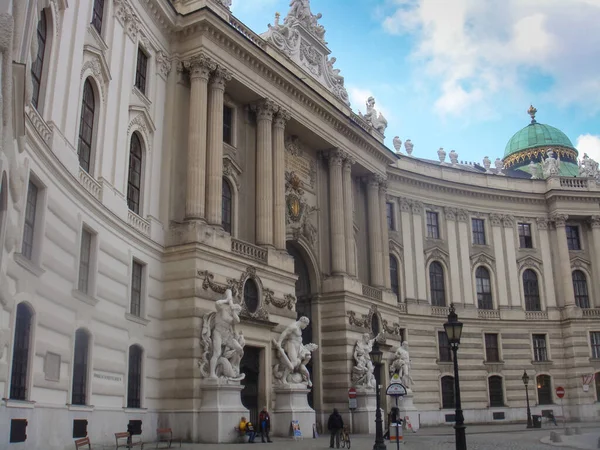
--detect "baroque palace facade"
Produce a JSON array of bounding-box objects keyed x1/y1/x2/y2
[{"x1": 0, "y1": 0, "x2": 599, "y2": 448}]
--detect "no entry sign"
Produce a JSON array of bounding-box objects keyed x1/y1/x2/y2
[
  {"x1": 348, "y1": 388, "x2": 357, "y2": 399},
  {"x1": 556, "y1": 386, "x2": 565, "y2": 398},
  {"x1": 348, "y1": 388, "x2": 357, "y2": 410}
]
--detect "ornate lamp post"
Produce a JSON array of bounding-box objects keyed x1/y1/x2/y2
[
  {"x1": 522, "y1": 370, "x2": 533, "y2": 428},
  {"x1": 444, "y1": 304, "x2": 466, "y2": 450},
  {"x1": 370, "y1": 340, "x2": 386, "y2": 450}
]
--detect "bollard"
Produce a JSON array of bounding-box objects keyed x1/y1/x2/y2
[
  {"x1": 565, "y1": 427, "x2": 574, "y2": 436},
  {"x1": 550, "y1": 431, "x2": 562, "y2": 443}
]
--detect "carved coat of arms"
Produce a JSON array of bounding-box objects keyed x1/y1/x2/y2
[{"x1": 286, "y1": 172, "x2": 318, "y2": 246}]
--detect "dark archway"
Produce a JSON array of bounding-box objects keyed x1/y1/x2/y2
[{"x1": 240, "y1": 346, "x2": 261, "y2": 426}]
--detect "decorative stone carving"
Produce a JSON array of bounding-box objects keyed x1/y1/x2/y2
[
  {"x1": 393, "y1": 137, "x2": 402, "y2": 154},
  {"x1": 517, "y1": 255, "x2": 543, "y2": 272},
  {"x1": 578, "y1": 153, "x2": 600, "y2": 179},
  {"x1": 156, "y1": 51, "x2": 172, "y2": 78},
  {"x1": 382, "y1": 319, "x2": 402, "y2": 336},
  {"x1": 529, "y1": 161, "x2": 540, "y2": 179},
  {"x1": 541, "y1": 149, "x2": 560, "y2": 178},
  {"x1": 358, "y1": 97, "x2": 387, "y2": 135},
  {"x1": 404, "y1": 140, "x2": 414, "y2": 156},
  {"x1": 198, "y1": 289, "x2": 246, "y2": 382},
  {"x1": 272, "y1": 317, "x2": 318, "y2": 387},
  {"x1": 389, "y1": 240, "x2": 404, "y2": 262},
  {"x1": 411, "y1": 201, "x2": 423, "y2": 215},
  {"x1": 456, "y1": 209, "x2": 468, "y2": 222},
  {"x1": 219, "y1": 0, "x2": 232, "y2": 8},
  {"x1": 348, "y1": 310, "x2": 369, "y2": 329},
  {"x1": 570, "y1": 256, "x2": 591, "y2": 270},
  {"x1": 449, "y1": 150, "x2": 458, "y2": 165},
  {"x1": 264, "y1": 290, "x2": 297, "y2": 310},
  {"x1": 483, "y1": 156, "x2": 491, "y2": 173},
  {"x1": 389, "y1": 341, "x2": 413, "y2": 388},
  {"x1": 444, "y1": 207, "x2": 456, "y2": 221},
  {"x1": 438, "y1": 148, "x2": 446, "y2": 163},
  {"x1": 183, "y1": 52, "x2": 216, "y2": 80},
  {"x1": 550, "y1": 213, "x2": 568, "y2": 228},
  {"x1": 488, "y1": 214, "x2": 501, "y2": 227},
  {"x1": 536, "y1": 217, "x2": 549, "y2": 230},
  {"x1": 589, "y1": 216, "x2": 600, "y2": 229},
  {"x1": 286, "y1": 171, "x2": 318, "y2": 247},
  {"x1": 471, "y1": 252, "x2": 495, "y2": 271},
  {"x1": 251, "y1": 99, "x2": 279, "y2": 121},
  {"x1": 502, "y1": 215, "x2": 514, "y2": 227},
  {"x1": 284, "y1": 136, "x2": 316, "y2": 188},
  {"x1": 398, "y1": 197, "x2": 411, "y2": 212},
  {"x1": 351, "y1": 333, "x2": 381, "y2": 388}
]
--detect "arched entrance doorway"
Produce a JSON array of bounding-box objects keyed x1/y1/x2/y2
[
  {"x1": 241, "y1": 346, "x2": 261, "y2": 425},
  {"x1": 286, "y1": 242, "x2": 314, "y2": 408}
]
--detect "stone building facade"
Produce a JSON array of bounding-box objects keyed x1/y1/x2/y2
[{"x1": 0, "y1": 0, "x2": 599, "y2": 448}]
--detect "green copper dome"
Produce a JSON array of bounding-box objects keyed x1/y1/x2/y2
[{"x1": 504, "y1": 122, "x2": 575, "y2": 158}]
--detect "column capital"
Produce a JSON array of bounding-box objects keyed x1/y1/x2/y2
[
  {"x1": 456, "y1": 209, "x2": 469, "y2": 222},
  {"x1": 550, "y1": 213, "x2": 568, "y2": 227},
  {"x1": 378, "y1": 180, "x2": 388, "y2": 194},
  {"x1": 343, "y1": 155, "x2": 356, "y2": 170},
  {"x1": 489, "y1": 214, "x2": 502, "y2": 227},
  {"x1": 184, "y1": 52, "x2": 216, "y2": 80},
  {"x1": 322, "y1": 149, "x2": 346, "y2": 166},
  {"x1": 502, "y1": 214, "x2": 514, "y2": 228},
  {"x1": 385, "y1": 194, "x2": 395, "y2": 203},
  {"x1": 251, "y1": 99, "x2": 278, "y2": 121},
  {"x1": 536, "y1": 217, "x2": 549, "y2": 230},
  {"x1": 444, "y1": 207, "x2": 456, "y2": 221},
  {"x1": 209, "y1": 66, "x2": 232, "y2": 90},
  {"x1": 590, "y1": 215, "x2": 600, "y2": 229},
  {"x1": 411, "y1": 200, "x2": 423, "y2": 215},
  {"x1": 273, "y1": 109, "x2": 291, "y2": 129}
]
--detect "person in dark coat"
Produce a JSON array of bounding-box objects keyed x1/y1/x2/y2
[
  {"x1": 259, "y1": 406, "x2": 272, "y2": 443},
  {"x1": 327, "y1": 408, "x2": 344, "y2": 448}
]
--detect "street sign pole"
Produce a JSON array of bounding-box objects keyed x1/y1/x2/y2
[
  {"x1": 386, "y1": 381, "x2": 407, "y2": 447},
  {"x1": 555, "y1": 386, "x2": 566, "y2": 430}
]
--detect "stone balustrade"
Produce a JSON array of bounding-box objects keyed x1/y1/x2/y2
[
  {"x1": 478, "y1": 309, "x2": 501, "y2": 319},
  {"x1": 78, "y1": 168, "x2": 101, "y2": 200},
  {"x1": 231, "y1": 238, "x2": 268, "y2": 263},
  {"x1": 525, "y1": 310, "x2": 549, "y2": 320},
  {"x1": 361, "y1": 284, "x2": 382, "y2": 301},
  {"x1": 431, "y1": 306, "x2": 449, "y2": 317},
  {"x1": 559, "y1": 177, "x2": 588, "y2": 189},
  {"x1": 127, "y1": 210, "x2": 150, "y2": 236},
  {"x1": 582, "y1": 308, "x2": 600, "y2": 318}
]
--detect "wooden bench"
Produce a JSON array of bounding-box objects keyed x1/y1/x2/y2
[
  {"x1": 156, "y1": 428, "x2": 181, "y2": 448},
  {"x1": 74, "y1": 437, "x2": 91, "y2": 450},
  {"x1": 115, "y1": 432, "x2": 144, "y2": 449}
]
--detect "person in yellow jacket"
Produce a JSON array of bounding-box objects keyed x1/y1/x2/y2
[{"x1": 239, "y1": 416, "x2": 256, "y2": 443}]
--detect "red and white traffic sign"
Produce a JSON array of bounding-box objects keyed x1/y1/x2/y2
[
  {"x1": 556, "y1": 386, "x2": 565, "y2": 398},
  {"x1": 348, "y1": 387, "x2": 357, "y2": 399}
]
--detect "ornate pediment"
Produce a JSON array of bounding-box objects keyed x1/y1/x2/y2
[
  {"x1": 470, "y1": 252, "x2": 495, "y2": 270},
  {"x1": 424, "y1": 246, "x2": 449, "y2": 265},
  {"x1": 389, "y1": 239, "x2": 404, "y2": 262},
  {"x1": 570, "y1": 256, "x2": 591, "y2": 271},
  {"x1": 81, "y1": 45, "x2": 112, "y2": 103},
  {"x1": 261, "y1": 1, "x2": 350, "y2": 106},
  {"x1": 517, "y1": 255, "x2": 543, "y2": 272}
]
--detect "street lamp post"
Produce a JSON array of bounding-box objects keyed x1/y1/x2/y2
[
  {"x1": 522, "y1": 370, "x2": 533, "y2": 428},
  {"x1": 444, "y1": 303, "x2": 466, "y2": 450},
  {"x1": 370, "y1": 340, "x2": 386, "y2": 450}
]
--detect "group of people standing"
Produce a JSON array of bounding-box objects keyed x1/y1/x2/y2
[{"x1": 239, "y1": 407, "x2": 273, "y2": 444}]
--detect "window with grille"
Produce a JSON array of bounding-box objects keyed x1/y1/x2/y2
[
  {"x1": 135, "y1": 48, "x2": 148, "y2": 95},
  {"x1": 441, "y1": 376, "x2": 455, "y2": 409},
  {"x1": 426, "y1": 211, "x2": 440, "y2": 239},
  {"x1": 127, "y1": 133, "x2": 143, "y2": 215},
  {"x1": 590, "y1": 332, "x2": 600, "y2": 359},
  {"x1": 536, "y1": 375, "x2": 552, "y2": 405},
  {"x1": 130, "y1": 261, "x2": 143, "y2": 317},
  {"x1": 31, "y1": 11, "x2": 47, "y2": 109},
  {"x1": 476, "y1": 266, "x2": 493, "y2": 310},
  {"x1": 572, "y1": 270, "x2": 590, "y2": 308},
  {"x1": 223, "y1": 105, "x2": 233, "y2": 145},
  {"x1": 523, "y1": 269, "x2": 541, "y2": 311},
  {"x1": 71, "y1": 329, "x2": 89, "y2": 405},
  {"x1": 429, "y1": 262, "x2": 446, "y2": 306},
  {"x1": 77, "y1": 79, "x2": 95, "y2": 173},
  {"x1": 222, "y1": 178, "x2": 232, "y2": 233},
  {"x1": 532, "y1": 334, "x2": 548, "y2": 362},
  {"x1": 390, "y1": 255, "x2": 399, "y2": 299},
  {"x1": 566, "y1": 225, "x2": 581, "y2": 250},
  {"x1": 485, "y1": 333, "x2": 500, "y2": 362},
  {"x1": 78, "y1": 229, "x2": 93, "y2": 294},
  {"x1": 127, "y1": 345, "x2": 143, "y2": 408},
  {"x1": 472, "y1": 218, "x2": 486, "y2": 245},
  {"x1": 387, "y1": 203, "x2": 395, "y2": 230},
  {"x1": 21, "y1": 181, "x2": 39, "y2": 260},
  {"x1": 438, "y1": 331, "x2": 452, "y2": 362},
  {"x1": 10, "y1": 304, "x2": 33, "y2": 400},
  {"x1": 244, "y1": 279, "x2": 259, "y2": 313},
  {"x1": 91, "y1": 0, "x2": 105, "y2": 34},
  {"x1": 518, "y1": 223, "x2": 533, "y2": 248},
  {"x1": 488, "y1": 376, "x2": 504, "y2": 407}
]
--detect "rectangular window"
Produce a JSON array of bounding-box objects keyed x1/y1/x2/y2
[
  {"x1": 91, "y1": 0, "x2": 105, "y2": 34},
  {"x1": 518, "y1": 223, "x2": 533, "y2": 248},
  {"x1": 472, "y1": 218, "x2": 486, "y2": 245},
  {"x1": 532, "y1": 334, "x2": 548, "y2": 362},
  {"x1": 130, "y1": 261, "x2": 143, "y2": 317},
  {"x1": 438, "y1": 331, "x2": 452, "y2": 362},
  {"x1": 426, "y1": 211, "x2": 440, "y2": 239},
  {"x1": 566, "y1": 225, "x2": 581, "y2": 250},
  {"x1": 22, "y1": 181, "x2": 39, "y2": 260},
  {"x1": 386, "y1": 202, "x2": 395, "y2": 230},
  {"x1": 485, "y1": 333, "x2": 500, "y2": 362},
  {"x1": 134, "y1": 48, "x2": 148, "y2": 95},
  {"x1": 591, "y1": 332, "x2": 600, "y2": 359},
  {"x1": 78, "y1": 229, "x2": 93, "y2": 294},
  {"x1": 223, "y1": 105, "x2": 233, "y2": 145}
]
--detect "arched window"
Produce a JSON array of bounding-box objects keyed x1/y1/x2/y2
[
  {"x1": 429, "y1": 262, "x2": 446, "y2": 307},
  {"x1": 371, "y1": 313, "x2": 380, "y2": 336},
  {"x1": 390, "y1": 255, "x2": 399, "y2": 300},
  {"x1": 91, "y1": 0, "x2": 105, "y2": 34},
  {"x1": 536, "y1": 374, "x2": 552, "y2": 405},
  {"x1": 72, "y1": 329, "x2": 90, "y2": 405},
  {"x1": 77, "y1": 79, "x2": 96, "y2": 173},
  {"x1": 441, "y1": 376, "x2": 455, "y2": 409},
  {"x1": 222, "y1": 178, "x2": 232, "y2": 233},
  {"x1": 127, "y1": 133, "x2": 143, "y2": 214},
  {"x1": 31, "y1": 10, "x2": 47, "y2": 109},
  {"x1": 10, "y1": 304, "x2": 33, "y2": 400},
  {"x1": 476, "y1": 266, "x2": 493, "y2": 310},
  {"x1": 243, "y1": 279, "x2": 259, "y2": 313},
  {"x1": 572, "y1": 270, "x2": 590, "y2": 309},
  {"x1": 488, "y1": 376, "x2": 504, "y2": 407},
  {"x1": 523, "y1": 269, "x2": 541, "y2": 311},
  {"x1": 127, "y1": 345, "x2": 143, "y2": 408}
]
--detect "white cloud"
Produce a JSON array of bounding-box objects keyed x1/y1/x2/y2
[
  {"x1": 576, "y1": 134, "x2": 600, "y2": 161},
  {"x1": 382, "y1": 0, "x2": 600, "y2": 118}
]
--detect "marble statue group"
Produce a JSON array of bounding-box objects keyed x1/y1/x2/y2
[{"x1": 273, "y1": 316, "x2": 319, "y2": 387}]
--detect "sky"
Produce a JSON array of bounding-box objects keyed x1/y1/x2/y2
[{"x1": 231, "y1": 0, "x2": 600, "y2": 165}]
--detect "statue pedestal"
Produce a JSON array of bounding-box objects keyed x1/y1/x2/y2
[
  {"x1": 352, "y1": 388, "x2": 376, "y2": 434},
  {"x1": 197, "y1": 379, "x2": 249, "y2": 443},
  {"x1": 273, "y1": 385, "x2": 315, "y2": 437},
  {"x1": 399, "y1": 390, "x2": 419, "y2": 432}
]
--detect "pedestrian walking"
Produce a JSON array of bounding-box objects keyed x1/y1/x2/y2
[
  {"x1": 259, "y1": 406, "x2": 273, "y2": 443},
  {"x1": 327, "y1": 408, "x2": 344, "y2": 448}
]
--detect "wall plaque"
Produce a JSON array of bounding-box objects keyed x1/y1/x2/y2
[{"x1": 93, "y1": 371, "x2": 123, "y2": 384}]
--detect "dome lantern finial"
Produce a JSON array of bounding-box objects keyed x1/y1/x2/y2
[{"x1": 527, "y1": 105, "x2": 537, "y2": 124}]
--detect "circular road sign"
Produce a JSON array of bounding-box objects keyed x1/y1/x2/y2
[
  {"x1": 556, "y1": 386, "x2": 565, "y2": 398},
  {"x1": 348, "y1": 387, "x2": 357, "y2": 399}
]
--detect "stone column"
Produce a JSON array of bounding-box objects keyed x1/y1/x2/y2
[
  {"x1": 552, "y1": 214, "x2": 576, "y2": 307},
  {"x1": 412, "y1": 201, "x2": 427, "y2": 300},
  {"x1": 272, "y1": 109, "x2": 290, "y2": 250},
  {"x1": 327, "y1": 150, "x2": 347, "y2": 275},
  {"x1": 536, "y1": 218, "x2": 557, "y2": 308},
  {"x1": 252, "y1": 100, "x2": 278, "y2": 247},
  {"x1": 445, "y1": 208, "x2": 462, "y2": 307},
  {"x1": 456, "y1": 209, "x2": 474, "y2": 306},
  {"x1": 367, "y1": 175, "x2": 384, "y2": 287},
  {"x1": 343, "y1": 157, "x2": 357, "y2": 277},
  {"x1": 490, "y1": 214, "x2": 509, "y2": 309},
  {"x1": 399, "y1": 198, "x2": 416, "y2": 300},
  {"x1": 379, "y1": 181, "x2": 391, "y2": 289},
  {"x1": 206, "y1": 66, "x2": 232, "y2": 226},
  {"x1": 184, "y1": 54, "x2": 215, "y2": 220},
  {"x1": 589, "y1": 216, "x2": 600, "y2": 307},
  {"x1": 502, "y1": 215, "x2": 520, "y2": 308}
]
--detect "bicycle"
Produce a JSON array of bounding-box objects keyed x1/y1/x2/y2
[{"x1": 340, "y1": 426, "x2": 351, "y2": 449}]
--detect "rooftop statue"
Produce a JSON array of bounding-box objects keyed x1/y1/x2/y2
[
  {"x1": 285, "y1": 0, "x2": 326, "y2": 43},
  {"x1": 541, "y1": 149, "x2": 560, "y2": 178},
  {"x1": 273, "y1": 317, "x2": 318, "y2": 387},
  {"x1": 578, "y1": 153, "x2": 600, "y2": 179},
  {"x1": 359, "y1": 96, "x2": 388, "y2": 135}
]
